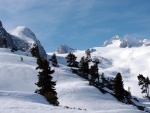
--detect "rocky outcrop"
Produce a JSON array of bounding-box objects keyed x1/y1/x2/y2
[
  {"x1": 57, "y1": 45, "x2": 75, "y2": 54},
  {"x1": 121, "y1": 35, "x2": 142, "y2": 48}
]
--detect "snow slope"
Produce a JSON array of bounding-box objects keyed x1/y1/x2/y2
[
  {"x1": 53, "y1": 64, "x2": 142, "y2": 112},
  {"x1": 0, "y1": 48, "x2": 145, "y2": 113},
  {"x1": 49, "y1": 38, "x2": 150, "y2": 112},
  {"x1": 0, "y1": 91, "x2": 92, "y2": 113},
  {"x1": 55, "y1": 38, "x2": 150, "y2": 99}
]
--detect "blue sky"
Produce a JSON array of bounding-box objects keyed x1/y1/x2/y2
[{"x1": 1, "y1": 0, "x2": 150, "y2": 52}]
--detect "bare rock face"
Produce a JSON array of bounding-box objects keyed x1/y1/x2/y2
[
  {"x1": 121, "y1": 35, "x2": 142, "y2": 48},
  {"x1": 119, "y1": 40, "x2": 128, "y2": 48},
  {"x1": 0, "y1": 21, "x2": 14, "y2": 48}
]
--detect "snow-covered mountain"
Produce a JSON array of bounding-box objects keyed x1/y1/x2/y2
[
  {"x1": 57, "y1": 44, "x2": 76, "y2": 54},
  {"x1": 0, "y1": 23, "x2": 149, "y2": 112},
  {"x1": 9, "y1": 26, "x2": 47, "y2": 58},
  {"x1": 104, "y1": 35, "x2": 150, "y2": 48},
  {"x1": 0, "y1": 21, "x2": 47, "y2": 58}
]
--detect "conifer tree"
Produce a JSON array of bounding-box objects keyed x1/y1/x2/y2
[
  {"x1": 89, "y1": 59, "x2": 100, "y2": 85},
  {"x1": 50, "y1": 53, "x2": 59, "y2": 67},
  {"x1": 66, "y1": 53, "x2": 78, "y2": 67},
  {"x1": 89, "y1": 64, "x2": 97, "y2": 85},
  {"x1": 114, "y1": 73, "x2": 124, "y2": 100},
  {"x1": 35, "y1": 57, "x2": 59, "y2": 106},
  {"x1": 30, "y1": 44, "x2": 40, "y2": 58},
  {"x1": 137, "y1": 74, "x2": 150, "y2": 97},
  {"x1": 79, "y1": 56, "x2": 89, "y2": 79}
]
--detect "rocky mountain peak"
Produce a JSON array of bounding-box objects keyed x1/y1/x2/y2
[
  {"x1": 103, "y1": 35, "x2": 121, "y2": 47},
  {"x1": 57, "y1": 44, "x2": 75, "y2": 54},
  {"x1": 0, "y1": 21, "x2": 47, "y2": 58},
  {"x1": 10, "y1": 26, "x2": 47, "y2": 58}
]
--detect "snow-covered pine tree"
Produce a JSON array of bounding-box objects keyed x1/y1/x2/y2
[{"x1": 35, "y1": 57, "x2": 59, "y2": 106}]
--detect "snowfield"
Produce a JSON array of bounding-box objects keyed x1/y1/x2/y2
[
  {"x1": 49, "y1": 38, "x2": 150, "y2": 112},
  {"x1": 0, "y1": 39, "x2": 149, "y2": 113}
]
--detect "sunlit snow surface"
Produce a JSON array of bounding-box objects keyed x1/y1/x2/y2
[
  {"x1": 0, "y1": 46, "x2": 148, "y2": 113},
  {"x1": 50, "y1": 39, "x2": 150, "y2": 111}
]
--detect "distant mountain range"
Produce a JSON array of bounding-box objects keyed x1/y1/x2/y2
[
  {"x1": 104, "y1": 35, "x2": 150, "y2": 48},
  {"x1": 2, "y1": 20, "x2": 150, "y2": 57},
  {"x1": 56, "y1": 35, "x2": 150, "y2": 54}
]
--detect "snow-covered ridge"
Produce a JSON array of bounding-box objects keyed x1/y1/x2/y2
[
  {"x1": 10, "y1": 26, "x2": 36, "y2": 43},
  {"x1": 9, "y1": 26, "x2": 47, "y2": 58},
  {"x1": 103, "y1": 35, "x2": 150, "y2": 48}
]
